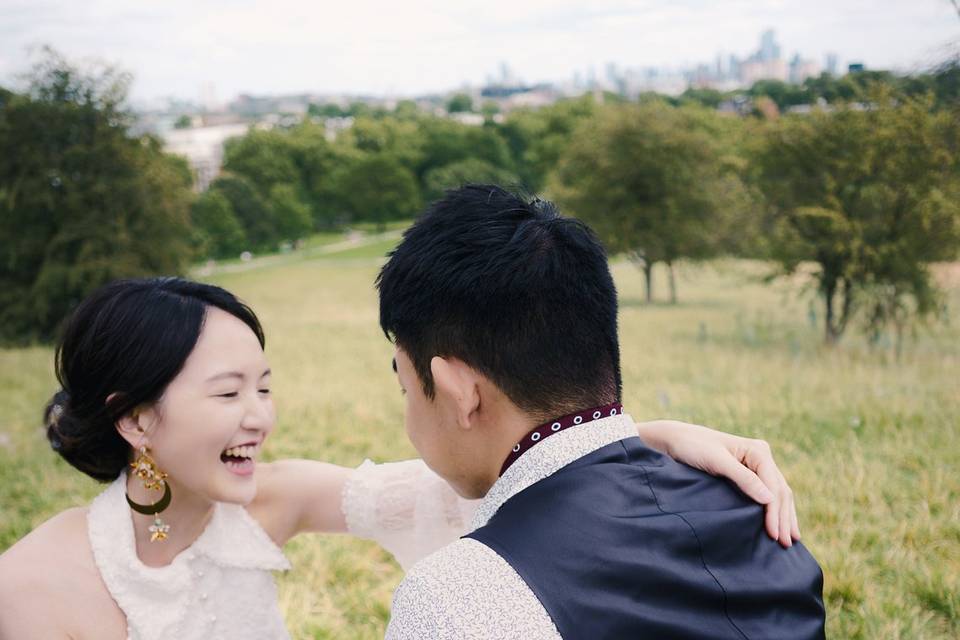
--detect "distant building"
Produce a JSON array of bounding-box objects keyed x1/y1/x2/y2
[
  {"x1": 740, "y1": 58, "x2": 788, "y2": 84},
  {"x1": 162, "y1": 122, "x2": 250, "y2": 191},
  {"x1": 789, "y1": 54, "x2": 821, "y2": 84},
  {"x1": 739, "y1": 29, "x2": 788, "y2": 84},
  {"x1": 848, "y1": 63, "x2": 866, "y2": 73},
  {"x1": 759, "y1": 29, "x2": 781, "y2": 62},
  {"x1": 825, "y1": 53, "x2": 839, "y2": 76}
]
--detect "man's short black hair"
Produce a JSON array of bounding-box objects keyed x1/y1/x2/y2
[{"x1": 377, "y1": 184, "x2": 621, "y2": 420}]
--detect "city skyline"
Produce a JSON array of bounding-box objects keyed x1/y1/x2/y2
[{"x1": 2, "y1": 0, "x2": 958, "y2": 105}]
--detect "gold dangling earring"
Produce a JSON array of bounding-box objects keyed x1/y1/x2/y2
[{"x1": 126, "y1": 446, "x2": 172, "y2": 542}]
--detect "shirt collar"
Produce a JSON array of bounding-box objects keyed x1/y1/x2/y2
[
  {"x1": 499, "y1": 402, "x2": 623, "y2": 476},
  {"x1": 469, "y1": 412, "x2": 638, "y2": 531}
]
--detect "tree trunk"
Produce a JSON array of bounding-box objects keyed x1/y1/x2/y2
[
  {"x1": 628, "y1": 250, "x2": 655, "y2": 304},
  {"x1": 823, "y1": 276, "x2": 853, "y2": 345},
  {"x1": 643, "y1": 261, "x2": 654, "y2": 303},
  {"x1": 667, "y1": 260, "x2": 677, "y2": 304},
  {"x1": 823, "y1": 278, "x2": 839, "y2": 345}
]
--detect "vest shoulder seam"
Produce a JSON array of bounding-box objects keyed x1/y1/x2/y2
[{"x1": 624, "y1": 439, "x2": 751, "y2": 640}]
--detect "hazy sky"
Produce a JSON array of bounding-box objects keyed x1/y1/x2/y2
[{"x1": 2, "y1": 0, "x2": 958, "y2": 103}]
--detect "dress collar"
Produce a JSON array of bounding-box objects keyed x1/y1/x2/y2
[
  {"x1": 87, "y1": 474, "x2": 290, "y2": 640},
  {"x1": 470, "y1": 411, "x2": 638, "y2": 531}
]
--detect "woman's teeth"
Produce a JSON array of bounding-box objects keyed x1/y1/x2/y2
[{"x1": 223, "y1": 445, "x2": 256, "y2": 459}]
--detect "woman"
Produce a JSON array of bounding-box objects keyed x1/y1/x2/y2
[{"x1": 0, "y1": 277, "x2": 798, "y2": 639}]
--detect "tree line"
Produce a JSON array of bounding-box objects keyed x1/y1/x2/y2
[{"x1": 2, "y1": 49, "x2": 958, "y2": 347}]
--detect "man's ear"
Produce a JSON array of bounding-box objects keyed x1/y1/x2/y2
[{"x1": 430, "y1": 356, "x2": 481, "y2": 430}]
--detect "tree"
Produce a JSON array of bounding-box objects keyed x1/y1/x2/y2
[
  {"x1": 308, "y1": 102, "x2": 347, "y2": 118},
  {"x1": 173, "y1": 114, "x2": 192, "y2": 129},
  {"x1": 335, "y1": 155, "x2": 421, "y2": 230},
  {"x1": 752, "y1": 92, "x2": 960, "y2": 345},
  {"x1": 209, "y1": 173, "x2": 276, "y2": 251},
  {"x1": 678, "y1": 87, "x2": 726, "y2": 109},
  {"x1": 422, "y1": 158, "x2": 518, "y2": 203},
  {"x1": 446, "y1": 93, "x2": 473, "y2": 113},
  {"x1": 267, "y1": 184, "x2": 312, "y2": 242},
  {"x1": 552, "y1": 101, "x2": 740, "y2": 303},
  {"x1": 499, "y1": 95, "x2": 597, "y2": 191},
  {"x1": 191, "y1": 190, "x2": 246, "y2": 259},
  {"x1": 0, "y1": 49, "x2": 195, "y2": 343},
  {"x1": 748, "y1": 80, "x2": 811, "y2": 111},
  {"x1": 415, "y1": 117, "x2": 514, "y2": 183},
  {"x1": 336, "y1": 116, "x2": 424, "y2": 173},
  {"x1": 222, "y1": 128, "x2": 298, "y2": 195}
]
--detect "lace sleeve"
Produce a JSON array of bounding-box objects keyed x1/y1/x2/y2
[{"x1": 341, "y1": 459, "x2": 479, "y2": 570}]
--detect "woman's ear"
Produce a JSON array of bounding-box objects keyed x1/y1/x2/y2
[
  {"x1": 110, "y1": 393, "x2": 150, "y2": 448},
  {"x1": 430, "y1": 356, "x2": 481, "y2": 431}
]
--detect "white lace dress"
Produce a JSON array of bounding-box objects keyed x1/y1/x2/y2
[{"x1": 87, "y1": 460, "x2": 474, "y2": 639}]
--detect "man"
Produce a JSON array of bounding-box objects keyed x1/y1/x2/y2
[{"x1": 377, "y1": 185, "x2": 825, "y2": 639}]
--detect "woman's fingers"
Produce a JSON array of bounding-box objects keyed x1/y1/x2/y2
[
  {"x1": 715, "y1": 454, "x2": 775, "y2": 505},
  {"x1": 743, "y1": 440, "x2": 800, "y2": 548}
]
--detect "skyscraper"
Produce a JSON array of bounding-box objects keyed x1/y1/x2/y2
[
  {"x1": 826, "y1": 53, "x2": 839, "y2": 76},
  {"x1": 759, "y1": 29, "x2": 781, "y2": 62}
]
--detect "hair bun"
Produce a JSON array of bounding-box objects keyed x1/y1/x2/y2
[{"x1": 44, "y1": 389, "x2": 70, "y2": 449}]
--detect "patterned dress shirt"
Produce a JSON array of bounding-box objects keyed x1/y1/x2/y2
[{"x1": 385, "y1": 413, "x2": 639, "y2": 639}]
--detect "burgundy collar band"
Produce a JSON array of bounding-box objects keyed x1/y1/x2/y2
[{"x1": 499, "y1": 401, "x2": 624, "y2": 476}]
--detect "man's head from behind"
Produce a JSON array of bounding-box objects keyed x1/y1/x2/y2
[{"x1": 377, "y1": 184, "x2": 621, "y2": 496}]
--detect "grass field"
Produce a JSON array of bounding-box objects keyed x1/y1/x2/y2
[{"x1": 1, "y1": 240, "x2": 958, "y2": 639}]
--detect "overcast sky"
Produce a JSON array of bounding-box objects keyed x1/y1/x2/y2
[{"x1": 2, "y1": 0, "x2": 958, "y2": 103}]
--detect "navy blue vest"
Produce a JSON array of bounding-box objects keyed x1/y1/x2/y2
[{"x1": 466, "y1": 437, "x2": 825, "y2": 639}]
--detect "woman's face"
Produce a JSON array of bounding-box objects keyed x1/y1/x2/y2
[{"x1": 137, "y1": 307, "x2": 275, "y2": 506}]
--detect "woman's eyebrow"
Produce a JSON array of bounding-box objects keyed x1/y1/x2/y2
[{"x1": 206, "y1": 371, "x2": 244, "y2": 383}]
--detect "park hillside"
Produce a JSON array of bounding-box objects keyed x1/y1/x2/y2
[{"x1": 0, "y1": 51, "x2": 959, "y2": 638}]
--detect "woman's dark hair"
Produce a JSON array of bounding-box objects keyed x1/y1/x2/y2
[
  {"x1": 45, "y1": 277, "x2": 265, "y2": 482},
  {"x1": 377, "y1": 184, "x2": 621, "y2": 421}
]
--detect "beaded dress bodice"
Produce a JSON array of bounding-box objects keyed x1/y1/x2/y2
[{"x1": 87, "y1": 475, "x2": 291, "y2": 640}]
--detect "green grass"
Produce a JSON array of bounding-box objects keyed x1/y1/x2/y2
[{"x1": 1, "y1": 253, "x2": 958, "y2": 639}]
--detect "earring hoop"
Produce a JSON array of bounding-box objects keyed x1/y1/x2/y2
[
  {"x1": 127, "y1": 446, "x2": 172, "y2": 542},
  {"x1": 126, "y1": 481, "x2": 172, "y2": 515}
]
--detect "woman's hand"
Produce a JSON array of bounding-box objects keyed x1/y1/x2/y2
[{"x1": 636, "y1": 420, "x2": 800, "y2": 548}]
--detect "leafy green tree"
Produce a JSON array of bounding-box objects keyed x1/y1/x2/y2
[
  {"x1": 0, "y1": 49, "x2": 194, "y2": 343},
  {"x1": 288, "y1": 124, "x2": 352, "y2": 229},
  {"x1": 173, "y1": 114, "x2": 192, "y2": 129},
  {"x1": 222, "y1": 128, "x2": 298, "y2": 195},
  {"x1": 748, "y1": 80, "x2": 811, "y2": 111},
  {"x1": 191, "y1": 190, "x2": 246, "y2": 258},
  {"x1": 446, "y1": 93, "x2": 473, "y2": 113},
  {"x1": 422, "y1": 158, "x2": 518, "y2": 203},
  {"x1": 335, "y1": 155, "x2": 420, "y2": 230},
  {"x1": 415, "y1": 118, "x2": 513, "y2": 183},
  {"x1": 752, "y1": 92, "x2": 960, "y2": 345},
  {"x1": 931, "y1": 57, "x2": 960, "y2": 108},
  {"x1": 481, "y1": 101, "x2": 500, "y2": 119},
  {"x1": 499, "y1": 95, "x2": 597, "y2": 191},
  {"x1": 267, "y1": 184, "x2": 312, "y2": 241},
  {"x1": 336, "y1": 116, "x2": 424, "y2": 173},
  {"x1": 308, "y1": 102, "x2": 347, "y2": 118},
  {"x1": 393, "y1": 99, "x2": 421, "y2": 120},
  {"x1": 209, "y1": 173, "x2": 276, "y2": 251},
  {"x1": 678, "y1": 87, "x2": 726, "y2": 108},
  {"x1": 552, "y1": 101, "x2": 741, "y2": 303}
]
